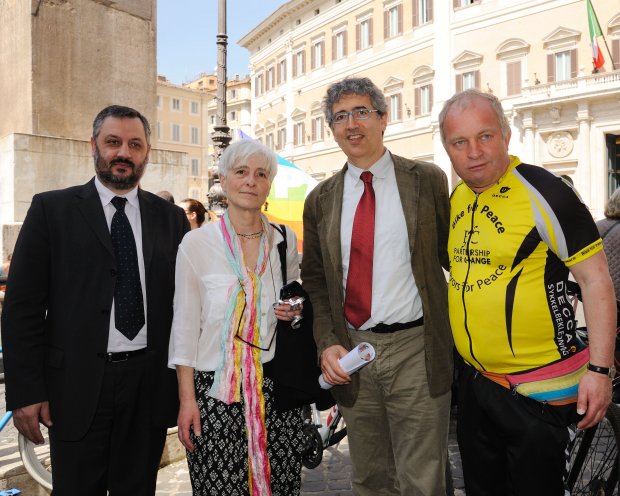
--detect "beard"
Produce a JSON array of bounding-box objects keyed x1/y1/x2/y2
[{"x1": 93, "y1": 145, "x2": 147, "y2": 190}]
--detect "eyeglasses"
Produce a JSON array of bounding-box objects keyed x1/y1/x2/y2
[
  {"x1": 234, "y1": 299, "x2": 276, "y2": 351},
  {"x1": 331, "y1": 108, "x2": 380, "y2": 125}
]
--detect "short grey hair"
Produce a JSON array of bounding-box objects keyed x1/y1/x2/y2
[
  {"x1": 605, "y1": 188, "x2": 620, "y2": 219},
  {"x1": 92, "y1": 105, "x2": 151, "y2": 144},
  {"x1": 438, "y1": 89, "x2": 510, "y2": 147},
  {"x1": 322, "y1": 77, "x2": 387, "y2": 126},
  {"x1": 218, "y1": 140, "x2": 278, "y2": 182}
]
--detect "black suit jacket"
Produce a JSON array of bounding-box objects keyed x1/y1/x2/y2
[{"x1": 1, "y1": 178, "x2": 189, "y2": 440}]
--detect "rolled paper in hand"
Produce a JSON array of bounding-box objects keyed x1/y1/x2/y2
[{"x1": 319, "y1": 342, "x2": 376, "y2": 389}]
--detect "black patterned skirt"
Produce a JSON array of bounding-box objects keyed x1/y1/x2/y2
[{"x1": 187, "y1": 371, "x2": 304, "y2": 495}]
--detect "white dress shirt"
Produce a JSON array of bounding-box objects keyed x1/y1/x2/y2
[
  {"x1": 95, "y1": 177, "x2": 147, "y2": 352},
  {"x1": 168, "y1": 222, "x2": 300, "y2": 371},
  {"x1": 341, "y1": 149, "x2": 422, "y2": 329}
]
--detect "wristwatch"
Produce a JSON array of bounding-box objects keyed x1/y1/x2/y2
[{"x1": 587, "y1": 363, "x2": 616, "y2": 378}]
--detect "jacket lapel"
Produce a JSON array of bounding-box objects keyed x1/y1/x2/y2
[
  {"x1": 75, "y1": 178, "x2": 114, "y2": 257},
  {"x1": 319, "y1": 165, "x2": 347, "y2": 292},
  {"x1": 392, "y1": 155, "x2": 420, "y2": 256},
  {"x1": 137, "y1": 189, "x2": 155, "y2": 278}
]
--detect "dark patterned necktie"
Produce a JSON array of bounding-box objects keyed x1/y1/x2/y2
[
  {"x1": 110, "y1": 196, "x2": 145, "y2": 340},
  {"x1": 344, "y1": 171, "x2": 375, "y2": 329}
]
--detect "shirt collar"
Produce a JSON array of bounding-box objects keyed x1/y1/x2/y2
[
  {"x1": 94, "y1": 176, "x2": 140, "y2": 209},
  {"x1": 346, "y1": 148, "x2": 391, "y2": 182}
]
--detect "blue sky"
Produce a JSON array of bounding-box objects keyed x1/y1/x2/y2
[{"x1": 157, "y1": 0, "x2": 286, "y2": 85}]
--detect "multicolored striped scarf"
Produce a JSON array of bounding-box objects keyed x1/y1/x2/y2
[{"x1": 209, "y1": 211, "x2": 272, "y2": 495}]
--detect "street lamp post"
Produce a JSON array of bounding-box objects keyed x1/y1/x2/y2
[
  {"x1": 211, "y1": 0, "x2": 231, "y2": 159},
  {"x1": 208, "y1": 0, "x2": 231, "y2": 217}
]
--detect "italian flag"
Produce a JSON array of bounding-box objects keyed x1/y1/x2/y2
[{"x1": 587, "y1": 0, "x2": 605, "y2": 69}]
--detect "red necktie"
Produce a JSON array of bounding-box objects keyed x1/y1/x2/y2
[{"x1": 344, "y1": 171, "x2": 375, "y2": 329}]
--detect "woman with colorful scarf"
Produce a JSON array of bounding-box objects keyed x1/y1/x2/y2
[{"x1": 169, "y1": 140, "x2": 305, "y2": 495}]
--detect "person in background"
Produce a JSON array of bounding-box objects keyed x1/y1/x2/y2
[
  {"x1": 169, "y1": 139, "x2": 306, "y2": 495},
  {"x1": 301, "y1": 77, "x2": 453, "y2": 495},
  {"x1": 440, "y1": 88, "x2": 615, "y2": 495},
  {"x1": 179, "y1": 198, "x2": 208, "y2": 230},
  {"x1": 1, "y1": 105, "x2": 189, "y2": 495},
  {"x1": 597, "y1": 188, "x2": 620, "y2": 300},
  {"x1": 157, "y1": 190, "x2": 175, "y2": 203}
]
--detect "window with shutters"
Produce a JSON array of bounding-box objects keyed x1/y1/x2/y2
[
  {"x1": 384, "y1": 4, "x2": 402, "y2": 40},
  {"x1": 463, "y1": 71, "x2": 478, "y2": 90},
  {"x1": 278, "y1": 58, "x2": 287, "y2": 85},
  {"x1": 266, "y1": 133, "x2": 274, "y2": 149},
  {"x1": 191, "y1": 101, "x2": 199, "y2": 114},
  {"x1": 547, "y1": 49, "x2": 577, "y2": 82},
  {"x1": 388, "y1": 94, "x2": 402, "y2": 123},
  {"x1": 412, "y1": 66, "x2": 434, "y2": 117},
  {"x1": 266, "y1": 66, "x2": 275, "y2": 92},
  {"x1": 333, "y1": 30, "x2": 347, "y2": 61},
  {"x1": 496, "y1": 39, "x2": 529, "y2": 97},
  {"x1": 294, "y1": 123, "x2": 305, "y2": 146},
  {"x1": 542, "y1": 28, "x2": 580, "y2": 83},
  {"x1": 311, "y1": 40, "x2": 325, "y2": 69},
  {"x1": 277, "y1": 128, "x2": 286, "y2": 150},
  {"x1": 191, "y1": 159, "x2": 199, "y2": 177},
  {"x1": 191, "y1": 127, "x2": 199, "y2": 145},
  {"x1": 293, "y1": 49, "x2": 306, "y2": 78},
  {"x1": 613, "y1": 39, "x2": 620, "y2": 69},
  {"x1": 413, "y1": 0, "x2": 433, "y2": 27},
  {"x1": 506, "y1": 61, "x2": 522, "y2": 96},
  {"x1": 172, "y1": 98, "x2": 180, "y2": 111},
  {"x1": 357, "y1": 17, "x2": 373, "y2": 51},
  {"x1": 254, "y1": 73, "x2": 264, "y2": 97},
  {"x1": 312, "y1": 117, "x2": 324, "y2": 142},
  {"x1": 156, "y1": 121, "x2": 161, "y2": 140},
  {"x1": 172, "y1": 124, "x2": 180, "y2": 142},
  {"x1": 414, "y1": 85, "x2": 433, "y2": 116}
]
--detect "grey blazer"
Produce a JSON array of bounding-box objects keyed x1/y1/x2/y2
[{"x1": 301, "y1": 153, "x2": 453, "y2": 407}]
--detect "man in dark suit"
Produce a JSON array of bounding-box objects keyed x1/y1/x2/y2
[
  {"x1": 301, "y1": 77, "x2": 453, "y2": 495},
  {"x1": 1, "y1": 105, "x2": 190, "y2": 495}
]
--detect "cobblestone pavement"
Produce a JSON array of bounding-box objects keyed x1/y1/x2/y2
[
  {"x1": 1, "y1": 377, "x2": 465, "y2": 495},
  {"x1": 155, "y1": 408, "x2": 465, "y2": 495}
]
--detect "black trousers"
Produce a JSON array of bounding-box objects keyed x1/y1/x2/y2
[
  {"x1": 49, "y1": 353, "x2": 168, "y2": 495},
  {"x1": 457, "y1": 365, "x2": 572, "y2": 496}
]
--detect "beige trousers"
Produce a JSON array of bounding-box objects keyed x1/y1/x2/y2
[{"x1": 339, "y1": 325, "x2": 451, "y2": 496}]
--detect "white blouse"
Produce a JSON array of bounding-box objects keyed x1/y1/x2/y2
[{"x1": 168, "y1": 222, "x2": 299, "y2": 371}]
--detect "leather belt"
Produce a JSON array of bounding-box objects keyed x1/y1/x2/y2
[
  {"x1": 103, "y1": 348, "x2": 147, "y2": 363},
  {"x1": 363, "y1": 316, "x2": 424, "y2": 334}
]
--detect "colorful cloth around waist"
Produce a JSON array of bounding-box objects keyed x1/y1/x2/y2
[{"x1": 479, "y1": 347, "x2": 589, "y2": 406}]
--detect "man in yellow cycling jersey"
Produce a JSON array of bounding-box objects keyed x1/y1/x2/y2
[{"x1": 440, "y1": 89, "x2": 616, "y2": 496}]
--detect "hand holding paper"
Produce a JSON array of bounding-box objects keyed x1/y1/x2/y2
[{"x1": 319, "y1": 342, "x2": 376, "y2": 389}]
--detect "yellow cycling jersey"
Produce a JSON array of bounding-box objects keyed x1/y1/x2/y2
[{"x1": 448, "y1": 156, "x2": 602, "y2": 374}]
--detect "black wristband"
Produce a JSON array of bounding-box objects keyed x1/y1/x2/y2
[{"x1": 587, "y1": 363, "x2": 615, "y2": 378}]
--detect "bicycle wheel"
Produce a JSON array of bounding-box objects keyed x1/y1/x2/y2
[
  {"x1": 301, "y1": 422, "x2": 324, "y2": 469},
  {"x1": 566, "y1": 403, "x2": 620, "y2": 495},
  {"x1": 18, "y1": 427, "x2": 53, "y2": 490}
]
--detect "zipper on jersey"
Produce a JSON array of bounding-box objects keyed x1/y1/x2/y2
[{"x1": 462, "y1": 193, "x2": 485, "y2": 370}]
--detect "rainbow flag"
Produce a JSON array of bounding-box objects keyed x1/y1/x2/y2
[{"x1": 238, "y1": 130, "x2": 317, "y2": 252}]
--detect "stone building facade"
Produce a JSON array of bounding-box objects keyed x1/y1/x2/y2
[{"x1": 240, "y1": 0, "x2": 620, "y2": 217}]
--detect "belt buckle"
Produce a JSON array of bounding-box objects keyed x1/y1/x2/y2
[{"x1": 107, "y1": 352, "x2": 129, "y2": 363}]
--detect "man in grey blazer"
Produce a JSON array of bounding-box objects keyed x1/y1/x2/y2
[
  {"x1": 1, "y1": 105, "x2": 189, "y2": 494},
  {"x1": 301, "y1": 77, "x2": 453, "y2": 495}
]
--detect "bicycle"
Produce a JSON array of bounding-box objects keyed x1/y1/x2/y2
[
  {"x1": 300, "y1": 402, "x2": 347, "y2": 470},
  {"x1": 0, "y1": 347, "x2": 53, "y2": 490},
  {"x1": 564, "y1": 284, "x2": 620, "y2": 495}
]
